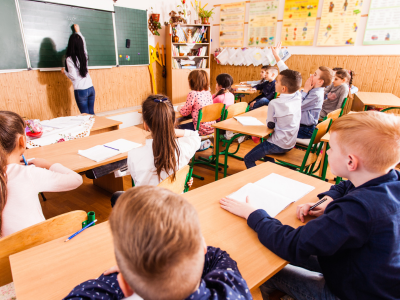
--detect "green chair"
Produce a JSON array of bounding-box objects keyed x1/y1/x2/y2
[
  {"x1": 267, "y1": 118, "x2": 332, "y2": 178},
  {"x1": 187, "y1": 103, "x2": 226, "y2": 182}
]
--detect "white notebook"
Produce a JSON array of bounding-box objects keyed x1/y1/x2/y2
[
  {"x1": 234, "y1": 116, "x2": 264, "y2": 126},
  {"x1": 227, "y1": 173, "x2": 315, "y2": 217},
  {"x1": 78, "y1": 139, "x2": 142, "y2": 162}
]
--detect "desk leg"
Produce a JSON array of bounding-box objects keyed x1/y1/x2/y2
[{"x1": 215, "y1": 128, "x2": 220, "y2": 181}]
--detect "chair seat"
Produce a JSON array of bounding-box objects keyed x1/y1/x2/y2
[
  {"x1": 267, "y1": 148, "x2": 318, "y2": 167},
  {"x1": 296, "y1": 138, "x2": 311, "y2": 146}
]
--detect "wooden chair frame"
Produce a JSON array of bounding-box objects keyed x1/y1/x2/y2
[{"x1": 157, "y1": 165, "x2": 191, "y2": 194}]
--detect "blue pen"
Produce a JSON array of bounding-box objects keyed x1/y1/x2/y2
[
  {"x1": 64, "y1": 219, "x2": 97, "y2": 242},
  {"x1": 103, "y1": 145, "x2": 119, "y2": 151},
  {"x1": 22, "y1": 154, "x2": 28, "y2": 166}
]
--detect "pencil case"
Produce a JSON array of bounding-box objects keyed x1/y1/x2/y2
[{"x1": 82, "y1": 211, "x2": 96, "y2": 228}]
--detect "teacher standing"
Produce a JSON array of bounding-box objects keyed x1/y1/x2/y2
[{"x1": 61, "y1": 24, "x2": 95, "y2": 114}]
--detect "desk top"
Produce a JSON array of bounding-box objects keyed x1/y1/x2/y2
[
  {"x1": 138, "y1": 102, "x2": 186, "y2": 119},
  {"x1": 10, "y1": 163, "x2": 331, "y2": 300},
  {"x1": 232, "y1": 83, "x2": 257, "y2": 95},
  {"x1": 24, "y1": 126, "x2": 147, "y2": 173},
  {"x1": 355, "y1": 92, "x2": 400, "y2": 107},
  {"x1": 91, "y1": 116, "x2": 122, "y2": 133},
  {"x1": 212, "y1": 106, "x2": 273, "y2": 138}
]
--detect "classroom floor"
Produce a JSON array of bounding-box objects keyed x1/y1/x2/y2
[{"x1": 41, "y1": 135, "x2": 335, "y2": 223}]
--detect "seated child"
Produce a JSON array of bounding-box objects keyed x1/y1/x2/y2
[
  {"x1": 128, "y1": 95, "x2": 200, "y2": 187},
  {"x1": 332, "y1": 67, "x2": 358, "y2": 95},
  {"x1": 272, "y1": 42, "x2": 333, "y2": 139},
  {"x1": 179, "y1": 70, "x2": 214, "y2": 136},
  {"x1": 320, "y1": 68, "x2": 351, "y2": 118},
  {"x1": 243, "y1": 66, "x2": 302, "y2": 169},
  {"x1": 64, "y1": 186, "x2": 252, "y2": 300},
  {"x1": 241, "y1": 65, "x2": 278, "y2": 110},
  {"x1": 213, "y1": 73, "x2": 234, "y2": 108},
  {"x1": 221, "y1": 111, "x2": 400, "y2": 300},
  {"x1": 0, "y1": 111, "x2": 83, "y2": 237}
]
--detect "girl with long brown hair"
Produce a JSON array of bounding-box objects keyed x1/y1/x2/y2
[
  {"x1": 0, "y1": 111, "x2": 82, "y2": 237},
  {"x1": 127, "y1": 95, "x2": 201, "y2": 187}
]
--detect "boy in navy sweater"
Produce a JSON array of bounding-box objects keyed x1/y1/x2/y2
[
  {"x1": 64, "y1": 186, "x2": 252, "y2": 300},
  {"x1": 221, "y1": 111, "x2": 400, "y2": 300},
  {"x1": 242, "y1": 66, "x2": 278, "y2": 110}
]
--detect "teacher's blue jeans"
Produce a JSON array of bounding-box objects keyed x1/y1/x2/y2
[
  {"x1": 259, "y1": 256, "x2": 340, "y2": 300},
  {"x1": 74, "y1": 86, "x2": 95, "y2": 114}
]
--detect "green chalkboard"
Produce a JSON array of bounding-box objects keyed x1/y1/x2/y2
[
  {"x1": 0, "y1": 0, "x2": 27, "y2": 70},
  {"x1": 114, "y1": 7, "x2": 149, "y2": 66},
  {"x1": 19, "y1": 0, "x2": 116, "y2": 68}
]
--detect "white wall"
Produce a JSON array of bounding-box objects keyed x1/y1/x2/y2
[{"x1": 204, "y1": 0, "x2": 400, "y2": 55}]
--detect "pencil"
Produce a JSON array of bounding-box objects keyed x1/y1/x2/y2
[
  {"x1": 103, "y1": 145, "x2": 119, "y2": 151},
  {"x1": 309, "y1": 198, "x2": 328, "y2": 211},
  {"x1": 22, "y1": 154, "x2": 28, "y2": 166},
  {"x1": 64, "y1": 219, "x2": 97, "y2": 242}
]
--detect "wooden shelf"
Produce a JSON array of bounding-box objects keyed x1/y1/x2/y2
[
  {"x1": 173, "y1": 56, "x2": 209, "y2": 58},
  {"x1": 173, "y1": 24, "x2": 211, "y2": 27},
  {"x1": 173, "y1": 43, "x2": 209, "y2": 45}
]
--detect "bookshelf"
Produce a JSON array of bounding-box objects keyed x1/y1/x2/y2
[{"x1": 166, "y1": 24, "x2": 211, "y2": 104}]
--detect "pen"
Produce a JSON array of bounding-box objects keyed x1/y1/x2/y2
[
  {"x1": 64, "y1": 219, "x2": 97, "y2": 242},
  {"x1": 309, "y1": 197, "x2": 328, "y2": 211},
  {"x1": 103, "y1": 145, "x2": 119, "y2": 151},
  {"x1": 22, "y1": 154, "x2": 28, "y2": 166}
]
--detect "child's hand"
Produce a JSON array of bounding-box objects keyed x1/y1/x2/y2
[
  {"x1": 60, "y1": 68, "x2": 65, "y2": 74},
  {"x1": 103, "y1": 265, "x2": 120, "y2": 275},
  {"x1": 29, "y1": 158, "x2": 53, "y2": 170},
  {"x1": 271, "y1": 42, "x2": 282, "y2": 61},
  {"x1": 240, "y1": 82, "x2": 247, "y2": 85},
  {"x1": 296, "y1": 196, "x2": 333, "y2": 222},
  {"x1": 250, "y1": 102, "x2": 255, "y2": 108},
  {"x1": 303, "y1": 76, "x2": 314, "y2": 93},
  {"x1": 220, "y1": 196, "x2": 257, "y2": 220},
  {"x1": 187, "y1": 177, "x2": 194, "y2": 187}
]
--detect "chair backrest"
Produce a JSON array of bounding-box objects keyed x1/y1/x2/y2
[
  {"x1": 157, "y1": 165, "x2": 190, "y2": 194},
  {"x1": 198, "y1": 103, "x2": 225, "y2": 124},
  {"x1": 224, "y1": 102, "x2": 248, "y2": 120},
  {"x1": 339, "y1": 97, "x2": 348, "y2": 117},
  {"x1": 326, "y1": 109, "x2": 341, "y2": 122},
  {"x1": 0, "y1": 210, "x2": 87, "y2": 286},
  {"x1": 313, "y1": 118, "x2": 332, "y2": 145}
]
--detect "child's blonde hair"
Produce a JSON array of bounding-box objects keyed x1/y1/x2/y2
[
  {"x1": 330, "y1": 111, "x2": 400, "y2": 173},
  {"x1": 109, "y1": 186, "x2": 204, "y2": 300}
]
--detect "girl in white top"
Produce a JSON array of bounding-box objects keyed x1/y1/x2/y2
[
  {"x1": 128, "y1": 95, "x2": 201, "y2": 187},
  {"x1": 0, "y1": 111, "x2": 83, "y2": 238},
  {"x1": 61, "y1": 24, "x2": 95, "y2": 115}
]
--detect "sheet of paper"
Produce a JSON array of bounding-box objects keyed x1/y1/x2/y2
[
  {"x1": 104, "y1": 139, "x2": 142, "y2": 153},
  {"x1": 234, "y1": 116, "x2": 264, "y2": 126},
  {"x1": 228, "y1": 183, "x2": 295, "y2": 217},
  {"x1": 78, "y1": 145, "x2": 120, "y2": 163},
  {"x1": 254, "y1": 173, "x2": 315, "y2": 202},
  {"x1": 247, "y1": 0, "x2": 279, "y2": 47}
]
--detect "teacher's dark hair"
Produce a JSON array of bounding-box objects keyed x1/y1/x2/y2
[{"x1": 65, "y1": 33, "x2": 88, "y2": 78}]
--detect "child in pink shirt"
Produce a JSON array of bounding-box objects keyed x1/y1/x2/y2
[
  {"x1": 179, "y1": 70, "x2": 214, "y2": 136},
  {"x1": 213, "y1": 73, "x2": 234, "y2": 108},
  {"x1": 0, "y1": 111, "x2": 83, "y2": 238}
]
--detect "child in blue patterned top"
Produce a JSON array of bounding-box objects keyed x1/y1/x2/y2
[{"x1": 63, "y1": 186, "x2": 252, "y2": 300}]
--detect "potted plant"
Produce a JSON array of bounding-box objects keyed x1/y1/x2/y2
[
  {"x1": 150, "y1": 7, "x2": 160, "y2": 22},
  {"x1": 153, "y1": 20, "x2": 162, "y2": 36},
  {"x1": 198, "y1": 4, "x2": 214, "y2": 24}
]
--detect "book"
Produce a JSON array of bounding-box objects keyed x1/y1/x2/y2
[
  {"x1": 234, "y1": 116, "x2": 264, "y2": 126},
  {"x1": 227, "y1": 173, "x2": 315, "y2": 217},
  {"x1": 78, "y1": 139, "x2": 142, "y2": 162}
]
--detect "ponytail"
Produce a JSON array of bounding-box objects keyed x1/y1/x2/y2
[
  {"x1": 142, "y1": 95, "x2": 180, "y2": 181},
  {"x1": 349, "y1": 70, "x2": 355, "y2": 87},
  {"x1": 0, "y1": 111, "x2": 25, "y2": 236},
  {"x1": 215, "y1": 73, "x2": 234, "y2": 98}
]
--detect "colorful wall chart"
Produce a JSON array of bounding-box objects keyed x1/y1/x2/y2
[
  {"x1": 317, "y1": 0, "x2": 362, "y2": 46},
  {"x1": 247, "y1": 0, "x2": 279, "y2": 47},
  {"x1": 363, "y1": 0, "x2": 400, "y2": 45},
  {"x1": 281, "y1": 0, "x2": 319, "y2": 46},
  {"x1": 219, "y1": 2, "x2": 246, "y2": 47}
]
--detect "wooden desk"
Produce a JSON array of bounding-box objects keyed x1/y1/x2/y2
[
  {"x1": 10, "y1": 163, "x2": 331, "y2": 300},
  {"x1": 232, "y1": 83, "x2": 257, "y2": 102},
  {"x1": 91, "y1": 116, "x2": 122, "y2": 135},
  {"x1": 138, "y1": 102, "x2": 186, "y2": 119},
  {"x1": 25, "y1": 126, "x2": 147, "y2": 193},
  {"x1": 352, "y1": 92, "x2": 400, "y2": 111},
  {"x1": 212, "y1": 106, "x2": 273, "y2": 180}
]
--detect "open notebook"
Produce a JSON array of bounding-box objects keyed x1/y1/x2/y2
[
  {"x1": 78, "y1": 139, "x2": 142, "y2": 162},
  {"x1": 227, "y1": 173, "x2": 315, "y2": 217},
  {"x1": 234, "y1": 116, "x2": 264, "y2": 126}
]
